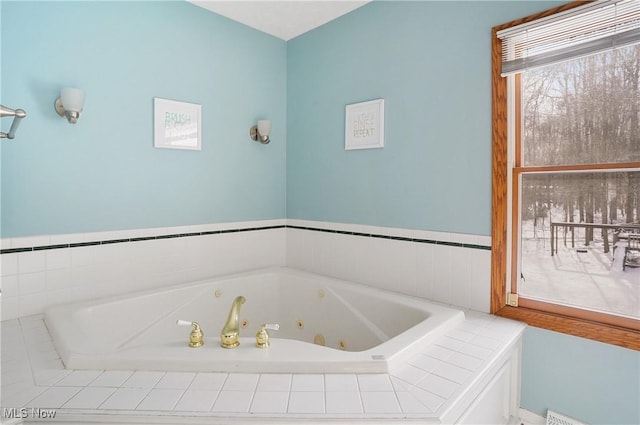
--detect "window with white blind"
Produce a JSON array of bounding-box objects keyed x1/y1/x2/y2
[{"x1": 491, "y1": 0, "x2": 640, "y2": 349}]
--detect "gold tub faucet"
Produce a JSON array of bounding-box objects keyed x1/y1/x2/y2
[{"x1": 220, "y1": 295, "x2": 246, "y2": 348}]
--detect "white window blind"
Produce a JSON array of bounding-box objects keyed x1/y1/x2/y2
[{"x1": 497, "y1": 0, "x2": 640, "y2": 76}]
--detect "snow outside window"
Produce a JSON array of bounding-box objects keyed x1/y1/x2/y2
[{"x1": 513, "y1": 45, "x2": 640, "y2": 323}]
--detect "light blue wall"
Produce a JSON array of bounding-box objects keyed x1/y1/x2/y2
[
  {"x1": 522, "y1": 327, "x2": 640, "y2": 425},
  {"x1": 3, "y1": 2, "x2": 638, "y2": 424},
  {"x1": 287, "y1": 1, "x2": 565, "y2": 236},
  {"x1": 286, "y1": 2, "x2": 640, "y2": 425},
  {"x1": 1, "y1": 1, "x2": 286, "y2": 237}
]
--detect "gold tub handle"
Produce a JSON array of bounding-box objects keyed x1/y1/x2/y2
[
  {"x1": 176, "y1": 320, "x2": 204, "y2": 348},
  {"x1": 256, "y1": 323, "x2": 280, "y2": 348}
]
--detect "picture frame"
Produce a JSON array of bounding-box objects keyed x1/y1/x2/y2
[
  {"x1": 345, "y1": 99, "x2": 384, "y2": 150},
  {"x1": 154, "y1": 98, "x2": 201, "y2": 150}
]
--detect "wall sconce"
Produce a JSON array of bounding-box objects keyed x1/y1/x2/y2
[
  {"x1": 55, "y1": 87, "x2": 85, "y2": 124},
  {"x1": 250, "y1": 120, "x2": 271, "y2": 144}
]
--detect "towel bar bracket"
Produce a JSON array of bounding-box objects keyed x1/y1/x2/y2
[{"x1": 1, "y1": 104, "x2": 27, "y2": 140}]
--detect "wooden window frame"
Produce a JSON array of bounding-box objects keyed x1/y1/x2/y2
[{"x1": 491, "y1": 1, "x2": 640, "y2": 350}]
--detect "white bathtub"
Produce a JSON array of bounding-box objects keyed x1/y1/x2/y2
[{"x1": 44, "y1": 267, "x2": 464, "y2": 373}]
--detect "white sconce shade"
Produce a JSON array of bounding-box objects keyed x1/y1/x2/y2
[
  {"x1": 55, "y1": 87, "x2": 85, "y2": 124},
  {"x1": 250, "y1": 119, "x2": 272, "y2": 144},
  {"x1": 257, "y1": 120, "x2": 271, "y2": 137}
]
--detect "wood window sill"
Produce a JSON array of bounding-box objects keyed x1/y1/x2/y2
[{"x1": 495, "y1": 306, "x2": 640, "y2": 350}]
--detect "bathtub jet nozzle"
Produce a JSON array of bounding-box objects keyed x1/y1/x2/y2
[{"x1": 220, "y1": 295, "x2": 246, "y2": 349}]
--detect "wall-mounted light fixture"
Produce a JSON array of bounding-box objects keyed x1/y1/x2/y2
[
  {"x1": 55, "y1": 87, "x2": 85, "y2": 124},
  {"x1": 250, "y1": 120, "x2": 271, "y2": 144}
]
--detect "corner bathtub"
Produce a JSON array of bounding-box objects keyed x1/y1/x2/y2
[{"x1": 44, "y1": 267, "x2": 464, "y2": 373}]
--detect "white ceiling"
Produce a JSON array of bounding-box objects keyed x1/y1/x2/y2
[{"x1": 188, "y1": 1, "x2": 371, "y2": 41}]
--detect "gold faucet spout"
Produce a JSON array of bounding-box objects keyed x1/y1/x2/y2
[{"x1": 220, "y1": 295, "x2": 246, "y2": 348}]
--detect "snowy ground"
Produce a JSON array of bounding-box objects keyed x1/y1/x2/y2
[{"x1": 520, "y1": 231, "x2": 640, "y2": 320}]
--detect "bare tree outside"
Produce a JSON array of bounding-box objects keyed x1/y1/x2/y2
[{"x1": 517, "y1": 45, "x2": 640, "y2": 319}]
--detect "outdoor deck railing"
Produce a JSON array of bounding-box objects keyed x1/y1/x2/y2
[{"x1": 550, "y1": 222, "x2": 640, "y2": 256}]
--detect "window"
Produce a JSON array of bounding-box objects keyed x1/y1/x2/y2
[{"x1": 491, "y1": 0, "x2": 640, "y2": 349}]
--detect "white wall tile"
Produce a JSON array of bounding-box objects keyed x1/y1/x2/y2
[
  {"x1": 283, "y1": 222, "x2": 492, "y2": 313},
  {"x1": 287, "y1": 391, "x2": 324, "y2": 414},
  {"x1": 432, "y1": 362, "x2": 472, "y2": 384},
  {"x1": 99, "y1": 388, "x2": 150, "y2": 410},
  {"x1": 360, "y1": 391, "x2": 401, "y2": 414},
  {"x1": 136, "y1": 388, "x2": 184, "y2": 411},
  {"x1": 450, "y1": 247, "x2": 473, "y2": 310},
  {"x1": 285, "y1": 228, "x2": 309, "y2": 271},
  {"x1": 212, "y1": 390, "x2": 253, "y2": 412},
  {"x1": 155, "y1": 372, "x2": 196, "y2": 389},
  {"x1": 325, "y1": 391, "x2": 363, "y2": 414},
  {"x1": 1, "y1": 220, "x2": 491, "y2": 320},
  {"x1": 55, "y1": 370, "x2": 102, "y2": 387},
  {"x1": 222, "y1": 373, "x2": 259, "y2": 391},
  {"x1": 174, "y1": 389, "x2": 218, "y2": 412},
  {"x1": 89, "y1": 371, "x2": 134, "y2": 387},
  {"x1": 321, "y1": 233, "x2": 359, "y2": 282},
  {"x1": 407, "y1": 353, "x2": 441, "y2": 373},
  {"x1": 69, "y1": 245, "x2": 99, "y2": 268},
  {"x1": 256, "y1": 374, "x2": 291, "y2": 392},
  {"x1": 250, "y1": 391, "x2": 289, "y2": 413},
  {"x1": 2, "y1": 253, "x2": 18, "y2": 276},
  {"x1": 0, "y1": 238, "x2": 11, "y2": 250},
  {"x1": 1, "y1": 296, "x2": 19, "y2": 321},
  {"x1": 11, "y1": 235, "x2": 50, "y2": 250},
  {"x1": 324, "y1": 374, "x2": 358, "y2": 392},
  {"x1": 45, "y1": 268, "x2": 73, "y2": 292},
  {"x1": 470, "y1": 249, "x2": 491, "y2": 313},
  {"x1": 357, "y1": 374, "x2": 393, "y2": 392},
  {"x1": 18, "y1": 251, "x2": 46, "y2": 274},
  {"x1": 1, "y1": 385, "x2": 47, "y2": 408},
  {"x1": 396, "y1": 391, "x2": 432, "y2": 413},
  {"x1": 415, "y1": 243, "x2": 434, "y2": 300},
  {"x1": 45, "y1": 248, "x2": 70, "y2": 271},
  {"x1": 27, "y1": 386, "x2": 82, "y2": 408},
  {"x1": 389, "y1": 364, "x2": 428, "y2": 386},
  {"x1": 18, "y1": 272, "x2": 46, "y2": 296},
  {"x1": 46, "y1": 287, "x2": 87, "y2": 308},
  {"x1": 122, "y1": 371, "x2": 165, "y2": 389},
  {"x1": 18, "y1": 293, "x2": 47, "y2": 317},
  {"x1": 415, "y1": 373, "x2": 459, "y2": 399},
  {"x1": 291, "y1": 374, "x2": 324, "y2": 392},
  {"x1": 431, "y1": 245, "x2": 453, "y2": 305},
  {"x1": 63, "y1": 387, "x2": 116, "y2": 409},
  {"x1": 2, "y1": 275, "x2": 18, "y2": 297},
  {"x1": 407, "y1": 386, "x2": 446, "y2": 412},
  {"x1": 189, "y1": 373, "x2": 228, "y2": 391}
]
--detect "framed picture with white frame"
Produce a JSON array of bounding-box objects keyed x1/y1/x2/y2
[
  {"x1": 154, "y1": 98, "x2": 202, "y2": 150},
  {"x1": 345, "y1": 99, "x2": 384, "y2": 150}
]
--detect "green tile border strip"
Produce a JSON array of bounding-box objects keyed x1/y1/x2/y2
[
  {"x1": 1, "y1": 225, "x2": 490, "y2": 254},
  {"x1": 286, "y1": 225, "x2": 491, "y2": 251}
]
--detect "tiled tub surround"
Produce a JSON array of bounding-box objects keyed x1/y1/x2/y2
[
  {"x1": 1, "y1": 221, "x2": 518, "y2": 423},
  {"x1": 1, "y1": 311, "x2": 525, "y2": 424},
  {"x1": 0, "y1": 220, "x2": 288, "y2": 321},
  {"x1": 1, "y1": 219, "x2": 492, "y2": 321},
  {"x1": 286, "y1": 220, "x2": 492, "y2": 313}
]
